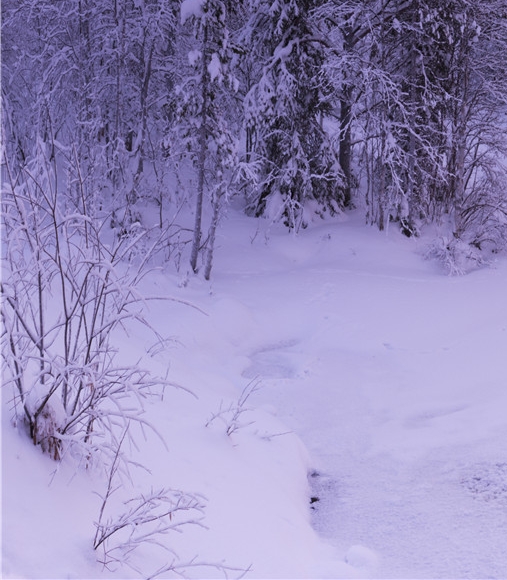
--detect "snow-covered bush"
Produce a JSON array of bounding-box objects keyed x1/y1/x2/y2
[
  {"x1": 426, "y1": 173, "x2": 507, "y2": 275},
  {"x1": 425, "y1": 236, "x2": 486, "y2": 276},
  {"x1": 455, "y1": 179, "x2": 507, "y2": 256},
  {"x1": 1, "y1": 146, "x2": 172, "y2": 466}
]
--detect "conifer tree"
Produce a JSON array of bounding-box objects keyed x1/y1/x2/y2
[{"x1": 243, "y1": 0, "x2": 343, "y2": 230}]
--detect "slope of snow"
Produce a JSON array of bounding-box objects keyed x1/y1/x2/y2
[{"x1": 3, "y1": 207, "x2": 507, "y2": 579}]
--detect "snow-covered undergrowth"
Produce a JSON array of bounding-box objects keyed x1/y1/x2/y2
[{"x1": 3, "y1": 207, "x2": 507, "y2": 579}]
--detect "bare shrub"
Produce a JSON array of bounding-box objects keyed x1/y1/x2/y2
[
  {"x1": 1, "y1": 143, "x2": 189, "y2": 466},
  {"x1": 206, "y1": 380, "x2": 261, "y2": 438},
  {"x1": 92, "y1": 433, "x2": 250, "y2": 578}
]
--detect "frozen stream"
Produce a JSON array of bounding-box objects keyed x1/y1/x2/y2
[
  {"x1": 217, "y1": 220, "x2": 507, "y2": 578},
  {"x1": 5, "y1": 210, "x2": 506, "y2": 580}
]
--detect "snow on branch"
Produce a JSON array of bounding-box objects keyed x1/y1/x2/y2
[{"x1": 181, "y1": 0, "x2": 204, "y2": 24}]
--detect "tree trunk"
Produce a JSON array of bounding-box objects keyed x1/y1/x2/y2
[
  {"x1": 339, "y1": 87, "x2": 353, "y2": 207},
  {"x1": 339, "y1": 20, "x2": 355, "y2": 208},
  {"x1": 204, "y1": 188, "x2": 222, "y2": 280},
  {"x1": 190, "y1": 25, "x2": 209, "y2": 273}
]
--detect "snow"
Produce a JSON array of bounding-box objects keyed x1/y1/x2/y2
[
  {"x1": 188, "y1": 49, "x2": 202, "y2": 67},
  {"x1": 3, "y1": 207, "x2": 507, "y2": 579},
  {"x1": 208, "y1": 53, "x2": 222, "y2": 82},
  {"x1": 180, "y1": 0, "x2": 204, "y2": 24}
]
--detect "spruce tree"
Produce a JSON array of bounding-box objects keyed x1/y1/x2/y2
[{"x1": 243, "y1": 0, "x2": 343, "y2": 230}]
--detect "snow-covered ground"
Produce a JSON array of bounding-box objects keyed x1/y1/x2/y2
[{"x1": 3, "y1": 207, "x2": 507, "y2": 579}]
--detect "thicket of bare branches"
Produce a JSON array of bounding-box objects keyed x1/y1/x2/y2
[
  {"x1": 3, "y1": 0, "x2": 507, "y2": 277},
  {"x1": 0, "y1": 143, "x2": 182, "y2": 466}
]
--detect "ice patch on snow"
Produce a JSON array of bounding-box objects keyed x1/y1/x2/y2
[
  {"x1": 345, "y1": 544, "x2": 380, "y2": 571},
  {"x1": 461, "y1": 463, "x2": 507, "y2": 503},
  {"x1": 242, "y1": 339, "x2": 300, "y2": 379}
]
